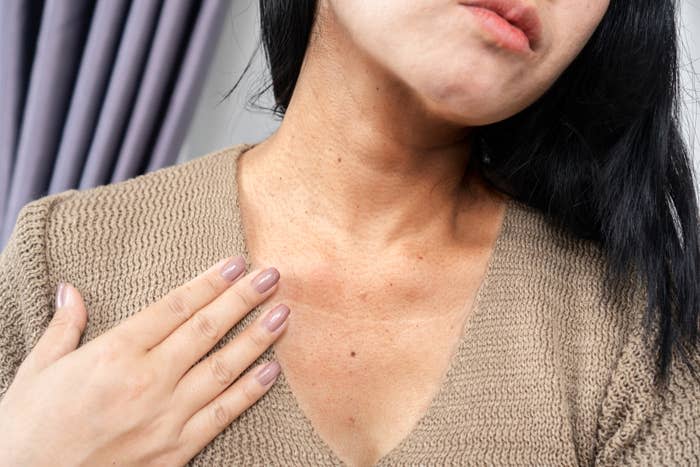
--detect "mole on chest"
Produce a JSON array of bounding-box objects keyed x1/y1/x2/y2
[{"x1": 270, "y1": 306, "x2": 468, "y2": 463}]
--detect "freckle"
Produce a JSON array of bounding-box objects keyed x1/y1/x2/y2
[
  {"x1": 418, "y1": 255, "x2": 423, "y2": 260},
  {"x1": 350, "y1": 351, "x2": 356, "y2": 357},
  {"x1": 389, "y1": 282, "x2": 393, "y2": 287},
  {"x1": 337, "y1": 157, "x2": 342, "y2": 162}
]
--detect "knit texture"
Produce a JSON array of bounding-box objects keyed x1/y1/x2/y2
[{"x1": 1, "y1": 142, "x2": 698, "y2": 466}]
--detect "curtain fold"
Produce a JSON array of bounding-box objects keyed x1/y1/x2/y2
[
  {"x1": 48, "y1": 0, "x2": 131, "y2": 194},
  {"x1": 0, "y1": 0, "x2": 43, "y2": 233},
  {"x1": 146, "y1": 0, "x2": 231, "y2": 174},
  {"x1": 109, "y1": 0, "x2": 198, "y2": 183},
  {"x1": 3, "y1": 0, "x2": 93, "y2": 242},
  {"x1": 76, "y1": 0, "x2": 163, "y2": 191},
  {"x1": 0, "y1": 0, "x2": 231, "y2": 250}
]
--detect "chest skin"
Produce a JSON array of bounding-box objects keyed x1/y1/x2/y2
[
  {"x1": 272, "y1": 292, "x2": 475, "y2": 465},
  {"x1": 235, "y1": 145, "x2": 508, "y2": 466},
  {"x1": 247, "y1": 240, "x2": 495, "y2": 466}
]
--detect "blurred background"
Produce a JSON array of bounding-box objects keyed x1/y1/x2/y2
[{"x1": 1, "y1": 0, "x2": 699, "y2": 249}]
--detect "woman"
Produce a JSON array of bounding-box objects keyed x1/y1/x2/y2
[{"x1": 0, "y1": 0, "x2": 698, "y2": 465}]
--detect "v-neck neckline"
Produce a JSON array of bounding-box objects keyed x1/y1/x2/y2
[{"x1": 225, "y1": 142, "x2": 515, "y2": 466}]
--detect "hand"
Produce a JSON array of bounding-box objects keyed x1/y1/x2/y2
[{"x1": 0, "y1": 256, "x2": 290, "y2": 466}]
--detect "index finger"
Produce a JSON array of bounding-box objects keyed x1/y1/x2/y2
[{"x1": 113, "y1": 255, "x2": 247, "y2": 350}]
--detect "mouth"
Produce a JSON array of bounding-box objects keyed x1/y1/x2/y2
[{"x1": 459, "y1": 0, "x2": 542, "y2": 54}]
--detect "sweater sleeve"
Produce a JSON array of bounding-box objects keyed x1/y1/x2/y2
[
  {"x1": 593, "y1": 320, "x2": 700, "y2": 465},
  {"x1": 0, "y1": 190, "x2": 79, "y2": 401}
]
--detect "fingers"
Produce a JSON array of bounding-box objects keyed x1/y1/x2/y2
[
  {"x1": 21, "y1": 282, "x2": 87, "y2": 375},
  {"x1": 176, "y1": 360, "x2": 281, "y2": 461},
  {"x1": 169, "y1": 302, "x2": 290, "y2": 419},
  {"x1": 149, "y1": 266, "x2": 281, "y2": 383},
  {"x1": 113, "y1": 255, "x2": 247, "y2": 351}
]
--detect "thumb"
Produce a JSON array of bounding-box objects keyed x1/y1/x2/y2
[{"x1": 22, "y1": 282, "x2": 88, "y2": 375}]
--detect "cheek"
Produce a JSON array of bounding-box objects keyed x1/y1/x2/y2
[
  {"x1": 544, "y1": 1, "x2": 610, "y2": 70},
  {"x1": 326, "y1": 0, "x2": 425, "y2": 47}
]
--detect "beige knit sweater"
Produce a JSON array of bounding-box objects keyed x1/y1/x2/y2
[{"x1": 1, "y1": 142, "x2": 698, "y2": 466}]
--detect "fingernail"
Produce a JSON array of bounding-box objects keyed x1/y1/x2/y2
[
  {"x1": 251, "y1": 267, "x2": 280, "y2": 293},
  {"x1": 56, "y1": 283, "x2": 65, "y2": 308},
  {"x1": 256, "y1": 361, "x2": 281, "y2": 385},
  {"x1": 56, "y1": 282, "x2": 71, "y2": 308},
  {"x1": 220, "y1": 256, "x2": 245, "y2": 281},
  {"x1": 263, "y1": 304, "x2": 290, "y2": 332}
]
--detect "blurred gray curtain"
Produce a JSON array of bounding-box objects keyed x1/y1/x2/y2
[{"x1": 0, "y1": 0, "x2": 231, "y2": 249}]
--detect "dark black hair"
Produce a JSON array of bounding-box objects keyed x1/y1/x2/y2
[{"x1": 223, "y1": 0, "x2": 700, "y2": 392}]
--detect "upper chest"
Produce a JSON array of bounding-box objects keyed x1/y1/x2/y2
[
  {"x1": 243, "y1": 235, "x2": 492, "y2": 466},
  {"x1": 234, "y1": 159, "x2": 508, "y2": 464},
  {"x1": 268, "y1": 267, "x2": 482, "y2": 467}
]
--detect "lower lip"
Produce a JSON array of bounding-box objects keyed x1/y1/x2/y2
[{"x1": 463, "y1": 5, "x2": 532, "y2": 54}]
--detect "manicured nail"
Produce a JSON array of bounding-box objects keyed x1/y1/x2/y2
[
  {"x1": 220, "y1": 256, "x2": 245, "y2": 281},
  {"x1": 56, "y1": 282, "x2": 66, "y2": 308},
  {"x1": 263, "y1": 304, "x2": 290, "y2": 332},
  {"x1": 251, "y1": 267, "x2": 280, "y2": 293},
  {"x1": 256, "y1": 361, "x2": 281, "y2": 385}
]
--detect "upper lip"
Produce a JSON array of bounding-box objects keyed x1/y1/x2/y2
[{"x1": 461, "y1": 0, "x2": 543, "y2": 51}]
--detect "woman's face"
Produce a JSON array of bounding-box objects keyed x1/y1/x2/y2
[{"x1": 321, "y1": 0, "x2": 610, "y2": 126}]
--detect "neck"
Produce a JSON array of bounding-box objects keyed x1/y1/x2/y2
[{"x1": 245, "y1": 7, "x2": 496, "y2": 251}]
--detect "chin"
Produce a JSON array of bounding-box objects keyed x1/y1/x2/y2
[{"x1": 419, "y1": 85, "x2": 515, "y2": 127}]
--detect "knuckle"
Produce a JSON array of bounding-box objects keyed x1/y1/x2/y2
[
  {"x1": 164, "y1": 290, "x2": 194, "y2": 321},
  {"x1": 210, "y1": 401, "x2": 232, "y2": 429},
  {"x1": 232, "y1": 287, "x2": 254, "y2": 310},
  {"x1": 123, "y1": 368, "x2": 156, "y2": 401},
  {"x1": 192, "y1": 312, "x2": 219, "y2": 341},
  {"x1": 241, "y1": 379, "x2": 260, "y2": 404},
  {"x1": 208, "y1": 355, "x2": 236, "y2": 386},
  {"x1": 244, "y1": 327, "x2": 268, "y2": 349},
  {"x1": 201, "y1": 274, "x2": 220, "y2": 296}
]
